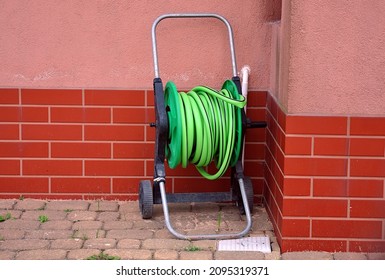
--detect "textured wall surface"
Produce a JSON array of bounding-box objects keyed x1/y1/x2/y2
[
  {"x1": 276, "y1": 0, "x2": 385, "y2": 115},
  {"x1": 0, "y1": 0, "x2": 278, "y2": 90}
]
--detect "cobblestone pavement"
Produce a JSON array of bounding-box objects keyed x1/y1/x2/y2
[{"x1": 0, "y1": 199, "x2": 383, "y2": 260}]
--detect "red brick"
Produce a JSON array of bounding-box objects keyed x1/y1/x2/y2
[
  {"x1": 51, "y1": 177, "x2": 111, "y2": 193},
  {"x1": 246, "y1": 108, "x2": 266, "y2": 123},
  {"x1": 146, "y1": 125, "x2": 155, "y2": 141},
  {"x1": 266, "y1": 130, "x2": 284, "y2": 170},
  {"x1": 173, "y1": 177, "x2": 229, "y2": 193},
  {"x1": 266, "y1": 94, "x2": 278, "y2": 120},
  {"x1": 283, "y1": 198, "x2": 347, "y2": 217},
  {"x1": 286, "y1": 116, "x2": 347, "y2": 135},
  {"x1": 0, "y1": 177, "x2": 48, "y2": 193},
  {"x1": 85, "y1": 160, "x2": 144, "y2": 176},
  {"x1": 277, "y1": 105, "x2": 286, "y2": 131},
  {"x1": 84, "y1": 125, "x2": 144, "y2": 141},
  {"x1": 314, "y1": 179, "x2": 383, "y2": 198},
  {"x1": 146, "y1": 90, "x2": 155, "y2": 106},
  {"x1": 0, "y1": 160, "x2": 20, "y2": 175},
  {"x1": 51, "y1": 142, "x2": 111, "y2": 158},
  {"x1": 113, "y1": 178, "x2": 142, "y2": 193},
  {"x1": 350, "y1": 138, "x2": 385, "y2": 156},
  {"x1": 281, "y1": 239, "x2": 347, "y2": 253},
  {"x1": 0, "y1": 107, "x2": 48, "y2": 122},
  {"x1": 22, "y1": 124, "x2": 82, "y2": 140},
  {"x1": 244, "y1": 125, "x2": 266, "y2": 143},
  {"x1": 113, "y1": 108, "x2": 154, "y2": 124},
  {"x1": 0, "y1": 142, "x2": 48, "y2": 158},
  {"x1": 243, "y1": 143, "x2": 265, "y2": 160},
  {"x1": 285, "y1": 157, "x2": 348, "y2": 176},
  {"x1": 22, "y1": 89, "x2": 82, "y2": 105},
  {"x1": 312, "y1": 220, "x2": 382, "y2": 238},
  {"x1": 280, "y1": 218, "x2": 310, "y2": 237},
  {"x1": 145, "y1": 160, "x2": 199, "y2": 177},
  {"x1": 284, "y1": 136, "x2": 312, "y2": 155},
  {"x1": 348, "y1": 179, "x2": 383, "y2": 198},
  {"x1": 314, "y1": 137, "x2": 348, "y2": 156},
  {"x1": 246, "y1": 91, "x2": 267, "y2": 107},
  {"x1": 350, "y1": 200, "x2": 385, "y2": 218},
  {"x1": 0, "y1": 124, "x2": 19, "y2": 140},
  {"x1": 243, "y1": 160, "x2": 265, "y2": 178},
  {"x1": 283, "y1": 178, "x2": 311, "y2": 196},
  {"x1": 351, "y1": 117, "x2": 385, "y2": 136},
  {"x1": 113, "y1": 142, "x2": 154, "y2": 159},
  {"x1": 0, "y1": 88, "x2": 19, "y2": 104},
  {"x1": 350, "y1": 158, "x2": 385, "y2": 177},
  {"x1": 51, "y1": 107, "x2": 111, "y2": 123},
  {"x1": 265, "y1": 148, "x2": 284, "y2": 188},
  {"x1": 264, "y1": 167, "x2": 284, "y2": 211},
  {"x1": 85, "y1": 90, "x2": 145, "y2": 106},
  {"x1": 23, "y1": 160, "x2": 82, "y2": 175},
  {"x1": 349, "y1": 241, "x2": 385, "y2": 253},
  {"x1": 266, "y1": 113, "x2": 285, "y2": 149}
]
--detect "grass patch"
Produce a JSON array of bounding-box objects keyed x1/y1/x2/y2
[
  {"x1": 86, "y1": 252, "x2": 121, "y2": 260},
  {"x1": 185, "y1": 245, "x2": 201, "y2": 252},
  {"x1": 38, "y1": 215, "x2": 49, "y2": 223},
  {"x1": 64, "y1": 209, "x2": 73, "y2": 213},
  {"x1": 0, "y1": 212, "x2": 12, "y2": 222}
]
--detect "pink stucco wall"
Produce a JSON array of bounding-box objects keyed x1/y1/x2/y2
[
  {"x1": 273, "y1": 0, "x2": 385, "y2": 115},
  {"x1": 0, "y1": 0, "x2": 280, "y2": 90}
]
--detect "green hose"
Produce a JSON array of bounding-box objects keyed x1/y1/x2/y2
[{"x1": 165, "y1": 80, "x2": 246, "y2": 180}]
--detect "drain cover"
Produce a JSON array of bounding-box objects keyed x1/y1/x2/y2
[{"x1": 218, "y1": 236, "x2": 271, "y2": 253}]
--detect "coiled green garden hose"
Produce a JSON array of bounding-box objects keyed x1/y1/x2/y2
[{"x1": 164, "y1": 80, "x2": 246, "y2": 180}]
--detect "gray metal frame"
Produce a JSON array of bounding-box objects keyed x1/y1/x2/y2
[{"x1": 151, "y1": 13, "x2": 251, "y2": 240}]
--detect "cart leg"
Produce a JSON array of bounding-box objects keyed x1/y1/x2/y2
[{"x1": 159, "y1": 179, "x2": 252, "y2": 240}]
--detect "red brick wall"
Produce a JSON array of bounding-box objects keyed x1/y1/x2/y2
[
  {"x1": 0, "y1": 88, "x2": 266, "y2": 200},
  {"x1": 265, "y1": 92, "x2": 385, "y2": 253}
]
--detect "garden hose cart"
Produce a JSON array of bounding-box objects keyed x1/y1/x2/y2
[{"x1": 138, "y1": 13, "x2": 266, "y2": 240}]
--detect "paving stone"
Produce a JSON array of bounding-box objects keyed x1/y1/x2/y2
[
  {"x1": 333, "y1": 252, "x2": 367, "y2": 260},
  {"x1": 367, "y1": 253, "x2": 385, "y2": 260},
  {"x1": 25, "y1": 230, "x2": 73, "y2": 240},
  {"x1": 117, "y1": 239, "x2": 141, "y2": 249},
  {"x1": 0, "y1": 219, "x2": 40, "y2": 230},
  {"x1": 132, "y1": 220, "x2": 164, "y2": 230},
  {"x1": 16, "y1": 249, "x2": 67, "y2": 260},
  {"x1": 89, "y1": 201, "x2": 119, "y2": 212},
  {"x1": 180, "y1": 251, "x2": 213, "y2": 260},
  {"x1": 214, "y1": 251, "x2": 265, "y2": 260},
  {"x1": 106, "y1": 229, "x2": 153, "y2": 239},
  {"x1": 121, "y1": 211, "x2": 144, "y2": 221},
  {"x1": 97, "y1": 211, "x2": 120, "y2": 221},
  {"x1": 40, "y1": 220, "x2": 73, "y2": 230},
  {"x1": 51, "y1": 238, "x2": 84, "y2": 250},
  {"x1": 0, "y1": 210, "x2": 23, "y2": 219},
  {"x1": 83, "y1": 238, "x2": 117, "y2": 250},
  {"x1": 72, "y1": 229, "x2": 106, "y2": 239},
  {"x1": 154, "y1": 229, "x2": 177, "y2": 239},
  {"x1": 72, "y1": 221, "x2": 103, "y2": 230},
  {"x1": 103, "y1": 221, "x2": 133, "y2": 230},
  {"x1": 118, "y1": 202, "x2": 139, "y2": 213},
  {"x1": 46, "y1": 200, "x2": 89, "y2": 211},
  {"x1": 0, "y1": 200, "x2": 16, "y2": 210},
  {"x1": 281, "y1": 251, "x2": 333, "y2": 260},
  {"x1": 104, "y1": 249, "x2": 152, "y2": 260},
  {"x1": 271, "y1": 242, "x2": 281, "y2": 253},
  {"x1": 14, "y1": 199, "x2": 46, "y2": 210},
  {"x1": 191, "y1": 240, "x2": 217, "y2": 251},
  {"x1": 0, "y1": 250, "x2": 16, "y2": 260},
  {"x1": 67, "y1": 211, "x2": 97, "y2": 221},
  {"x1": 21, "y1": 210, "x2": 67, "y2": 220},
  {"x1": 0, "y1": 229, "x2": 25, "y2": 239},
  {"x1": 142, "y1": 239, "x2": 190, "y2": 250},
  {"x1": 265, "y1": 251, "x2": 281, "y2": 260},
  {"x1": 0, "y1": 239, "x2": 49, "y2": 250},
  {"x1": 154, "y1": 249, "x2": 179, "y2": 260},
  {"x1": 67, "y1": 249, "x2": 101, "y2": 260}
]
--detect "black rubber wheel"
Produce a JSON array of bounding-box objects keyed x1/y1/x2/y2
[
  {"x1": 139, "y1": 180, "x2": 153, "y2": 219},
  {"x1": 237, "y1": 176, "x2": 254, "y2": 215}
]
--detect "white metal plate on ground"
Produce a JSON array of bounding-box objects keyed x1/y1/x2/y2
[{"x1": 218, "y1": 237, "x2": 271, "y2": 253}]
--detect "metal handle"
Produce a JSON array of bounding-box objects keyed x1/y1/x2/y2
[{"x1": 151, "y1": 13, "x2": 238, "y2": 79}]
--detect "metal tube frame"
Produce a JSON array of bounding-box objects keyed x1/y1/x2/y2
[
  {"x1": 151, "y1": 13, "x2": 251, "y2": 240},
  {"x1": 152, "y1": 13, "x2": 238, "y2": 78}
]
